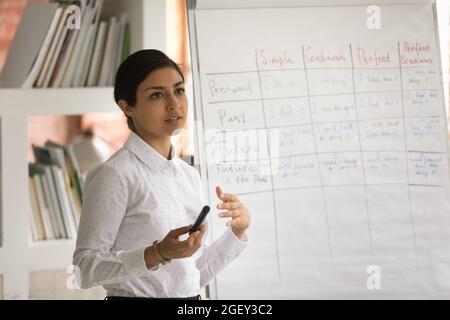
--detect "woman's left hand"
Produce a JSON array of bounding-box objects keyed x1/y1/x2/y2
[{"x1": 216, "y1": 186, "x2": 251, "y2": 240}]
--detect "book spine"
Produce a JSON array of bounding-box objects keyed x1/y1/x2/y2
[
  {"x1": 22, "y1": 7, "x2": 63, "y2": 88},
  {"x1": 29, "y1": 177, "x2": 47, "y2": 241},
  {"x1": 32, "y1": 174, "x2": 52, "y2": 240},
  {"x1": 53, "y1": 166, "x2": 78, "y2": 239},
  {"x1": 36, "y1": 173, "x2": 59, "y2": 239}
]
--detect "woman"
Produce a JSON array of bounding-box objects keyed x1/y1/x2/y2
[{"x1": 72, "y1": 49, "x2": 251, "y2": 299}]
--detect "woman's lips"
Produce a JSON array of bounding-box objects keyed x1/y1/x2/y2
[{"x1": 165, "y1": 116, "x2": 182, "y2": 123}]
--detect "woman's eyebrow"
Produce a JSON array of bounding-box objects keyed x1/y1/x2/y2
[{"x1": 144, "y1": 81, "x2": 185, "y2": 92}]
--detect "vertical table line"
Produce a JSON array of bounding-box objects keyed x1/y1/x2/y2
[
  {"x1": 254, "y1": 49, "x2": 281, "y2": 280},
  {"x1": 397, "y1": 41, "x2": 420, "y2": 273},
  {"x1": 300, "y1": 45, "x2": 336, "y2": 275},
  {"x1": 349, "y1": 43, "x2": 375, "y2": 263}
]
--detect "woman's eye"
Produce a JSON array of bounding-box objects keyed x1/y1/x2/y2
[
  {"x1": 175, "y1": 87, "x2": 185, "y2": 95},
  {"x1": 150, "y1": 92, "x2": 163, "y2": 99}
]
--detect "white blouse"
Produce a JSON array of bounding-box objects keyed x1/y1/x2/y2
[{"x1": 72, "y1": 131, "x2": 247, "y2": 298}]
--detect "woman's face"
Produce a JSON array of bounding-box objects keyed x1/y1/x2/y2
[{"x1": 127, "y1": 67, "x2": 188, "y2": 139}]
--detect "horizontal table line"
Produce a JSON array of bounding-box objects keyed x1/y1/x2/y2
[
  {"x1": 207, "y1": 89, "x2": 443, "y2": 103},
  {"x1": 211, "y1": 150, "x2": 447, "y2": 163},
  {"x1": 231, "y1": 183, "x2": 448, "y2": 196},
  {"x1": 205, "y1": 66, "x2": 440, "y2": 75},
  {"x1": 209, "y1": 115, "x2": 444, "y2": 133}
]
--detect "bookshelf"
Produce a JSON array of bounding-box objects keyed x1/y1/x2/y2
[{"x1": 0, "y1": 0, "x2": 169, "y2": 299}]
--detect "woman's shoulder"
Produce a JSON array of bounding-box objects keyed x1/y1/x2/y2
[
  {"x1": 85, "y1": 146, "x2": 134, "y2": 183},
  {"x1": 174, "y1": 157, "x2": 202, "y2": 183},
  {"x1": 104, "y1": 145, "x2": 133, "y2": 167}
]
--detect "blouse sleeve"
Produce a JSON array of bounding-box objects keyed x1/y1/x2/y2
[
  {"x1": 192, "y1": 169, "x2": 248, "y2": 288},
  {"x1": 196, "y1": 228, "x2": 248, "y2": 288},
  {"x1": 72, "y1": 164, "x2": 149, "y2": 289}
]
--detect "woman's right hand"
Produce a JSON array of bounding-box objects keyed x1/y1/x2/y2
[{"x1": 157, "y1": 223, "x2": 206, "y2": 260}]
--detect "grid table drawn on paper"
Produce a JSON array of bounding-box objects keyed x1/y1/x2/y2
[{"x1": 191, "y1": 2, "x2": 450, "y2": 299}]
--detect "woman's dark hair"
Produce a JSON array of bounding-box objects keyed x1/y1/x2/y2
[{"x1": 114, "y1": 49, "x2": 185, "y2": 131}]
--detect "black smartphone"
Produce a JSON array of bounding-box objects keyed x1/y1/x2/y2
[{"x1": 189, "y1": 205, "x2": 210, "y2": 234}]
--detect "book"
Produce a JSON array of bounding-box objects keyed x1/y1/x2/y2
[
  {"x1": 74, "y1": 23, "x2": 97, "y2": 86},
  {"x1": 45, "y1": 140, "x2": 84, "y2": 206},
  {"x1": 29, "y1": 164, "x2": 58, "y2": 239},
  {"x1": 120, "y1": 22, "x2": 131, "y2": 65},
  {"x1": 0, "y1": 2, "x2": 59, "y2": 87},
  {"x1": 62, "y1": 0, "x2": 96, "y2": 87},
  {"x1": 37, "y1": 4, "x2": 71, "y2": 88},
  {"x1": 28, "y1": 176, "x2": 47, "y2": 241},
  {"x1": 86, "y1": 21, "x2": 107, "y2": 86},
  {"x1": 35, "y1": 5, "x2": 68, "y2": 88},
  {"x1": 2, "y1": 0, "x2": 129, "y2": 88},
  {"x1": 32, "y1": 146, "x2": 69, "y2": 239},
  {"x1": 98, "y1": 16, "x2": 117, "y2": 86},
  {"x1": 22, "y1": 6, "x2": 64, "y2": 88},
  {"x1": 75, "y1": 0, "x2": 104, "y2": 86},
  {"x1": 47, "y1": 17, "x2": 77, "y2": 87},
  {"x1": 31, "y1": 174, "x2": 52, "y2": 240},
  {"x1": 51, "y1": 165, "x2": 77, "y2": 239},
  {"x1": 28, "y1": 177, "x2": 40, "y2": 241},
  {"x1": 52, "y1": 0, "x2": 87, "y2": 87},
  {"x1": 45, "y1": 144, "x2": 78, "y2": 237},
  {"x1": 110, "y1": 14, "x2": 126, "y2": 86}
]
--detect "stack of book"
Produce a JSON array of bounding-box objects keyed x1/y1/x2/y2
[
  {"x1": 0, "y1": 0, "x2": 130, "y2": 88},
  {"x1": 28, "y1": 141, "x2": 84, "y2": 241}
]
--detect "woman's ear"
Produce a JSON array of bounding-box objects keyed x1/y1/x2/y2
[{"x1": 118, "y1": 99, "x2": 136, "y2": 118}]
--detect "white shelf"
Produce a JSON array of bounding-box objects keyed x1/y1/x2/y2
[
  {"x1": 0, "y1": 0, "x2": 169, "y2": 299},
  {"x1": 0, "y1": 87, "x2": 121, "y2": 296},
  {"x1": 0, "y1": 87, "x2": 119, "y2": 116},
  {"x1": 29, "y1": 239, "x2": 75, "y2": 247}
]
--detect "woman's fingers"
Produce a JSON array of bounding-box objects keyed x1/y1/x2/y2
[
  {"x1": 217, "y1": 201, "x2": 240, "y2": 210},
  {"x1": 221, "y1": 193, "x2": 238, "y2": 202},
  {"x1": 216, "y1": 186, "x2": 224, "y2": 200},
  {"x1": 168, "y1": 224, "x2": 193, "y2": 239},
  {"x1": 216, "y1": 186, "x2": 239, "y2": 202},
  {"x1": 219, "y1": 210, "x2": 243, "y2": 228},
  {"x1": 218, "y1": 210, "x2": 240, "y2": 218},
  {"x1": 216, "y1": 186, "x2": 250, "y2": 237},
  {"x1": 193, "y1": 224, "x2": 206, "y2": 247},
  {"x1": 160, "y1": 223, "x2": 207, "y2": 259},
  {"x1": 178, "y1": 224, "x2": 206, "y2": 255}
]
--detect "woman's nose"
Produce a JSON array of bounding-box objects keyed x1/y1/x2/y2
[{"x1": 167, "y1": 93, "x2": 180, "y2": 110}]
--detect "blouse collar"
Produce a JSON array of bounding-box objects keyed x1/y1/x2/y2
[{"x1": 124, "y1": 131, "x2": 179, "y2": 174}]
